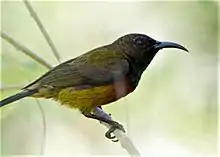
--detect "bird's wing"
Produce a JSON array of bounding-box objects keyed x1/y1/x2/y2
[{"x1": 24, "y1": 50, "x2": 130, "y2": 89}]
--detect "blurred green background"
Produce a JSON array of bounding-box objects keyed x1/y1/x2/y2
[{"x1": 0, "y1": 1, "x2": 218, "y2": 157}]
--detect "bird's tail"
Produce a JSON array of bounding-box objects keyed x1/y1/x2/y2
[{"x1": 0, "y1": 89, "x2": 38, "y2": 107}]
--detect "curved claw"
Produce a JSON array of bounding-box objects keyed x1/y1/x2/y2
[
  {"x1": 105, "y1": 127, "x2": 119, "y2": 142},
  {"x1": 105, "y1": 127, "x2": 115, "y2": 139},
  {"x1": 112, "y1": 138, "x2": 119, "y2": 142},
  {"x1": 104, "y1": 121, "x2": 125, "y2": 142}
]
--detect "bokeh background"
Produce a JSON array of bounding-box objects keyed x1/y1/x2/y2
[{"x1": 0, "y1": 1, "x2": 218, "y2": 157}]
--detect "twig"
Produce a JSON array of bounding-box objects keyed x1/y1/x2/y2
[
  {"x1": 1, "y1": 31, "x2": 52, "y2": 69},
  {"x1": 23, "y1": 0, "x2": 61, "y2": 63},
  {"x1": 36, "y1": 99, "x2": 46, "y2": 155},
  {"x1": 93, "y1": 107, "x2": 141, "y2": 157}
]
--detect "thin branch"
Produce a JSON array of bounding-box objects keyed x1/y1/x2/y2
[
  {"x1": 23, "y1": 0, "x2": 61, "y2": 63},
  {"x1": 124, "y1": 99, "x2": 131, "y2": 135},
  {"x1": 1, "y1": 31, "x2": 52, "y2": 69},
  {"x1": 93, "y1": 107, "x2": 141, "y2": 157},
  {"x1": 36, "y1": 99, "x2": 46, "y2": 155}
]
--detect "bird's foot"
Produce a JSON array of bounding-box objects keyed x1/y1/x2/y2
[
  {"x1": 105, "y1": 121, "x2": 125, "y2": 142},
  {"x1": 82, "y1": 110, "x2": 125, "y2": 142},
  {"x1": 98, "y1": 113, "x2": 111, "y2": 124}
]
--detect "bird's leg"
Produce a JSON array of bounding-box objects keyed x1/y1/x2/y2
[
  {"x1": 98, "y1": 106, "x2": 111, "y2": 116},
  {"x1": 82, "y1": 111, "x2": 125, "y2": 141},
  {"x1": 94, "y1": 106, "x2": 117, "y2": 142}
]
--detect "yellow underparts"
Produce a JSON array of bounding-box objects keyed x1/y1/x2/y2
[
  {"x1": 57, "y1": 85, "x2": 118, "y2": 113},
  {"x1": 32, "y1": 82, "x2": 132, "y2": 114}
]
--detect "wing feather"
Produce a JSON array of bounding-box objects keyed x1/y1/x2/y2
[{"x1": 24, "y1": 48, "x2": 130, "y2": 89}]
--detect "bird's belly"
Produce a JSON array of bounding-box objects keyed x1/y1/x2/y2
[{"x1": 57, "y1": 81, "x2": 134, "y2": 113}]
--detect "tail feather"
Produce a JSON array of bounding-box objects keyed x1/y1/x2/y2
[{"x1": 0, "y1": 89, "x2": 37, "y2": 107}]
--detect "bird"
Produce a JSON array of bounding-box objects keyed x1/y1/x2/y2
[{"x1": 0, "y1": 33, "x2": 188, "y2": 141}]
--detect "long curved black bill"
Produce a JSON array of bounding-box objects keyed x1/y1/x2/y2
[{"x1": 154, "y1": 41, "x2": 188, "y2": 52}]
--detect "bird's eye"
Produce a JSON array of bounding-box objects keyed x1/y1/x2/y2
[{"x1": 133, "y1": 36, "x2": 146, "y2": 46}]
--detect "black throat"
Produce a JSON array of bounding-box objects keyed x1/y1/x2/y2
[{"x1": 127, "y1": 50, "x2": 158, "y2": 89}]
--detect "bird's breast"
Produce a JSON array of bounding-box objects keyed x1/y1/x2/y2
[{"x1": 57, "y1": 79, "x2": 134, "y2": 113}]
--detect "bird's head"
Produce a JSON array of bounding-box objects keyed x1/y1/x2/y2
[{"x1": 114, "y1": 33, "x2": 188, "y2": 66}]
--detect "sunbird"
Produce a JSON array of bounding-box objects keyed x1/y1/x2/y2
[{"x1": 0, "y1": 33, "x2": 188, "y2": 141}]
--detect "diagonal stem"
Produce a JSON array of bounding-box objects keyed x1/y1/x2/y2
[
  {"x1": 23, "y1": 0, "x2": 61, "y2": 63},
  {"x1": 1, "y1": 31, "x2": 52, "y2": 69}
]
